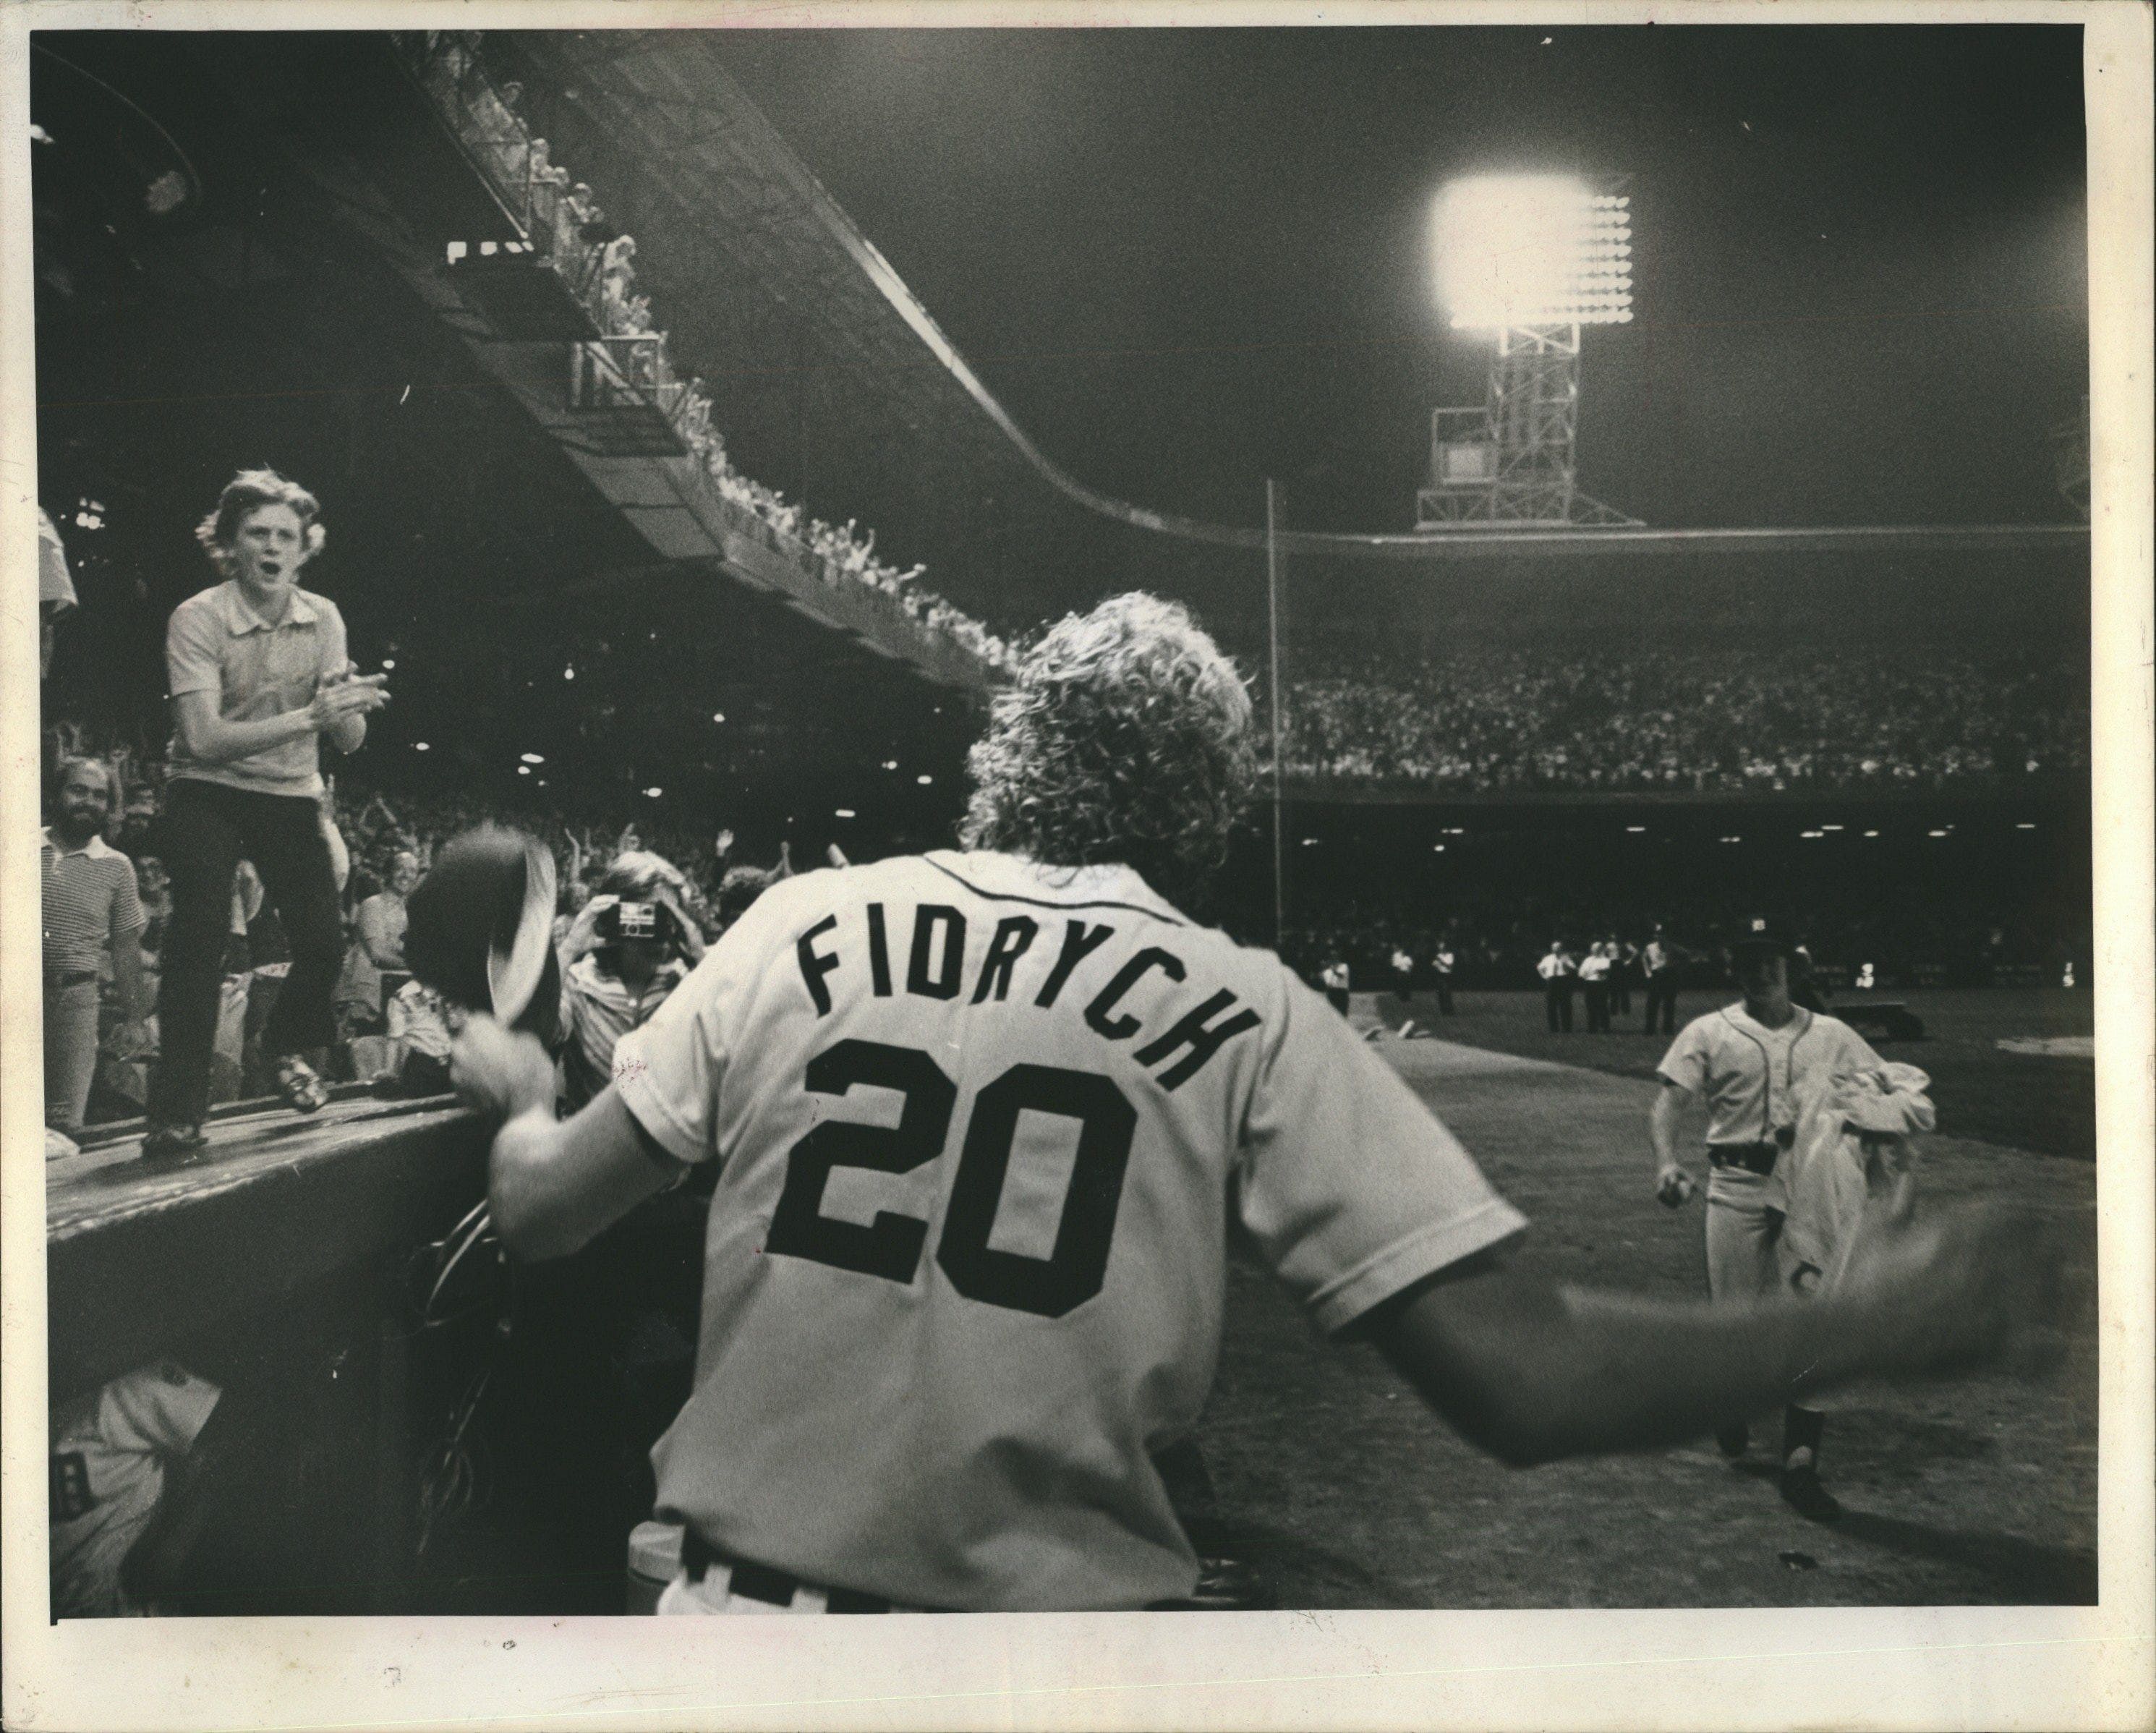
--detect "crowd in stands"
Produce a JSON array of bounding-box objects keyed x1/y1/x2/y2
[
  {"x1": 1280, "y1": 647, "x2": 2089, "y2": 792},
  {"x1": 39, "y1": 719, "x2": 809, "y2": 1136},
  {"x1": 43, "y1": 705, "x2": 2087, "y2": 1141},
  {"x1": 400, "y1": 31, "x2": 2097, "y2": 796},
  {"x1": 409, "y1": 30, "x2": 1020, "y2": 677}
]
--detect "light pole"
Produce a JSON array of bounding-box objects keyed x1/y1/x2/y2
[{"x1": 1417, "y1": 175, "x2": 1640, "y2": 529}]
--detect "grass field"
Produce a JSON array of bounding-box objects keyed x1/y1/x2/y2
[{"x1": 1198, "y1": 1001, "x2": 2099, "y2": 1609}]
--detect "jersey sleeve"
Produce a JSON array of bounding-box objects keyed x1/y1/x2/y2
[
  {"x1": 1235, "y1": 967, "x2": 1527, "y2": 1335},
  {"x1": 607, "y1": 958, "x2": 730, "y2": 1165},
  {"x1": 1656, "y1": 1020, "x2": 1710, "y2": 1092},
  {"x1": 163, "y1": 598, "x2": 223, "y2": 699},
  {"x1": 100, "y1": 1361, "x2": 223, "y2": 1458}
]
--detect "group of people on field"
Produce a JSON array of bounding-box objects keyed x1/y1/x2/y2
[{"x1": 1537, "y1": 929, "x2": 1683, "y2": 1034}]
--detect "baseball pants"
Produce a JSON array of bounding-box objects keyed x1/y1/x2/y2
[
  {"x1": 1704, "y1": 1166, "x2": 1786, "y2": 1303},
  {"x1": 1707, "y1": 1167, "x2": 1830, "y2": 1447}
]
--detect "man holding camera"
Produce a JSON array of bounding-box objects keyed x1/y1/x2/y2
[{"x1": 553, "y1": 851, "x2": 706, "y2": 1111}]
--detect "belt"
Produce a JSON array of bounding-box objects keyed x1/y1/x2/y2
[
  {"x1": 45, "y1": 969, "x2": 98, "y2": 990},
  {"x1": 1706, "y1": 1132, "x2": 1793, "y2": 1176},
  {"x1": 679, "y1": 1528, "x2": 913, "y2": 1614}
]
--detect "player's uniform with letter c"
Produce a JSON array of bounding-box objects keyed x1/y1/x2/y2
[{"x1": 610, "y1": 849, "x2": 1526, "y2": 1612}]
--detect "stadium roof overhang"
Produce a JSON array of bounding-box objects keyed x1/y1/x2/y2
[{"x1": 485, "y1": 31, "x2": 2089, "y2": 571}]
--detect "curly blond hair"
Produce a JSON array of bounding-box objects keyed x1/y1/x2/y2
[
  {"x1": 960, "y1": 592, "x2": 1256, "y2": 911},
  {"x1": 195, "y1": 469, "x2": 326, "y2": 572}
]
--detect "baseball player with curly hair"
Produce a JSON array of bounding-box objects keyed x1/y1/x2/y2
[{"x1": 449, "y1": 592, "x2": 2045, "y2": 1613}]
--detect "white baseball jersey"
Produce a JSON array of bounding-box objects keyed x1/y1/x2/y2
[
  {"x1": 611, "y1": 849, "x2": 1526, "y2": 1611},
  {"x1": 50, "y1": 1361, "x2": 221, "y2": 1617},
  {"x1": 1657, "y1": 1003, "x2": 1886, "y2": 1188}
]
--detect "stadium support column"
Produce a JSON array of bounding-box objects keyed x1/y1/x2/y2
[{"x1": 1266, "y1": 479, "x2": 1287, "y2": 949}]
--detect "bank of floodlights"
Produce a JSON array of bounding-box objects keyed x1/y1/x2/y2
[
  {"x1": 1415, "y1": 174, "x2": 1641, "y2": 529},
  {"x1": 1432, "y1": 176, "x2": 1632, "y2": 331}
]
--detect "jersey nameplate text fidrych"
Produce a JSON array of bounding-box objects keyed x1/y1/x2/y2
[{"x1": 610, "y1": 850, "x2": 1525, "y2": 1610}]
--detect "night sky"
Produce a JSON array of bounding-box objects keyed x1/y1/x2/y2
[{"x1": 712, "y1": 25, "x2": 2088, "y2": 535}]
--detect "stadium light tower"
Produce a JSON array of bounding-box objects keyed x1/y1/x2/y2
[{"x1": 1417, "y1": 175, "x2": 1642, "y2": 529}]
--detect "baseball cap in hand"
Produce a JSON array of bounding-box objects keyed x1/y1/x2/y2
[{"x1": 403, "y1": 825, "x2": 562, "y2": 1047}]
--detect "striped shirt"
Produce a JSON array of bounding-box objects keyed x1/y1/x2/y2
[
  {"x1": 165, "y1": 580, "x2": 349, "y2": 798},
  {"x1": 42, "y1": 829, "x2": 144, "y2": 976}
]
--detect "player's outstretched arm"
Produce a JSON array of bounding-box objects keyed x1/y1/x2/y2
[
  {"x1": 1361, "y1": 1205, "x2": 2052, "y2": 1468},
  {"x1": 448, "y1": 1013, "x2": 682, "y2": 1261},
  {"x1": 486, "y1": 1090, "x2": 682, "y2": 1261}
]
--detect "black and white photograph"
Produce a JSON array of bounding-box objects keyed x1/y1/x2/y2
[{"x1": 4, "y1": 4, "x2": 2150, "y2": 1729}]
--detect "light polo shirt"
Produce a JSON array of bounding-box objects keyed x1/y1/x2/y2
[
  {"x1": 42, "y1": 829, "x2": 144, "y2": 977},
  {"x1": 164, "y1": 581, "x2": 349, "y2": 799},
  {"x1": 1657, "y1": 1003, "x2": 1884, "y2": 1147},
  {"x1": 610, "y1": 851, "x2": 1526, "y2": 1611},
  {"x1": 1537, "y1": 952, "x2": 1575, "y2": 982}
]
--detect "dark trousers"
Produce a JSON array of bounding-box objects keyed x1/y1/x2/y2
[
  {"x1": 150, "y1": 780, "x2": 344, "y2": 1127},
  {"x1": 1583, "y1": 982, "x2": 1611, "y2": 1032},
  {"x1": 1643, "y1": 977, "x2": 1679, "y2": 1035},
  {"x1": 1544, "y1": 982, "x2": 1574, "y2": 1032},
  {"x1": 1433, "y1": 976, "x2": 1455, "y2": 1015},
  {"x1": 1612, "y1": 973, "x2": 1632, "y2": 1015}
]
